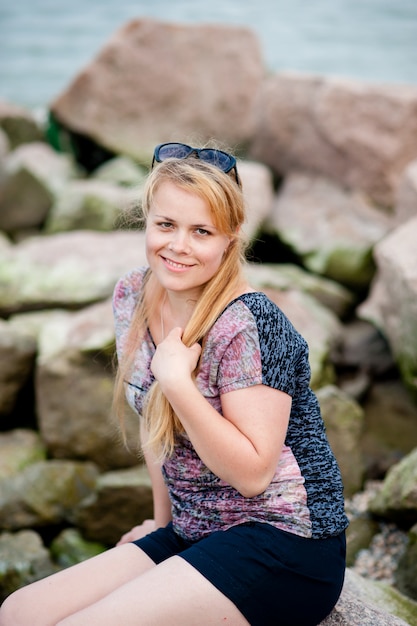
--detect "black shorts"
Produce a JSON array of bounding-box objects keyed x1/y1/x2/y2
[{"x1": 133, "y1": 522, "x2": 346, "y2": 626}]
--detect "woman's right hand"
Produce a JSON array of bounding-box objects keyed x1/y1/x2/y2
[{"x1": 116, "y1": 519, "x2": 156, "y2": 546}]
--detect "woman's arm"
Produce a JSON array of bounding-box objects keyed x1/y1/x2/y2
[{"x1": 151, "y1": 328, "x2": 291, "y2": 498}]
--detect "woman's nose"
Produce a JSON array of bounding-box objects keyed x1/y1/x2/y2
[{"x1": 168, "y1": 231, "x2": 191, "y2": 253}]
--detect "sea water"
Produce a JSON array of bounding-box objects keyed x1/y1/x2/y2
[{"x1": 0, "y1": 0, "x2": 416, "y2": 109}]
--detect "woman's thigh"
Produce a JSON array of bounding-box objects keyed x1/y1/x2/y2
[
  {"x1": 0, "y1": 543, "x2": 155, "y2": 626},
  {"x1": 56, "y1": 555, "x2": 249, "y2": 626}
]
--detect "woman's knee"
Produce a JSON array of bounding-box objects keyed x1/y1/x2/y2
[{"x1": 0, "y1": 588, "x2": 29, "y2": 626}]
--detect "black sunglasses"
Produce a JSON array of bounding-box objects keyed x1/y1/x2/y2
[{"x1": 152, "y1": 142, "x2": 241, "y2": 186}]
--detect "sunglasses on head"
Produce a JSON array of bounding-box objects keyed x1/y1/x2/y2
[{"x1": 152, "y1": 142, "x2": 241, "y2": 186}]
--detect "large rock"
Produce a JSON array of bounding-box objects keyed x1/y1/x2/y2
[
  {"x1": 35, "y1": 300, "x2": 139, "y2": 469},
  {"x1": 316, "y1": 385, "x2": 365, "y2": 497},
  {"x1": 0, "y1": 530, "x2": 56, "y2": 602},
  {"x1": 0, "y1": 99, "x2": 44, "y2": 149},
  {"x1": 358, "y1": 216, "x2": 417, "y2": 400},
  {"x1": 250, "y1": 72, "x2": 417, "y2": 206},
  {"x1": 265, "y1": 172, "x2": 392, "y2": 289},
  {"x1": 369, "y1": 447, "x2": 417, "y2": 526},
  {"x1": 0, "y1": 230, "x2": 147, "y2": 315},
  {"x1": 395, "y1": 522, "x2": 417, "y2": 602},
  {"x1": 50, "y1": 18, "x2": 264, "y2": 158},
  {"x1": 73, "y1": 465, "x2": 153, "y2": 545},
  {"x1": 0, "y1": 430, "x2": 46, "y2": 480},
  {"x1": 0, "y1": 142, "x2": 77, "y2": 235},
  {"x1": 320, "y1": 568, "x2": 417, "y2": 625},
  {"x1": 44, "y1": 179, "x2": 138, "y2": 233},
  {"x1": 395, "y1": 159, "x2": 417, "y2": 225},
  {"x1": 0, "y1": 460, "x2": 99, "y2": 530},
  {"x1": 0, "y1": 320, "x2": 37, "y2": 416},
  {"x1": 238, "y1": 160, "x2": 275, "y2": 241}
]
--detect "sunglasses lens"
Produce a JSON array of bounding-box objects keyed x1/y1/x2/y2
[
  {"x1": 198, "y1": 149, "x2": 235, "y2": 173},
  {"x1": 156, "y1": 143, "x2": 193, "y2": 161}
]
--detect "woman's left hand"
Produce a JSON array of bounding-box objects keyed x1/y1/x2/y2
[{"x1": 151, "y1": 327, "x2": 201, "y2": 390}]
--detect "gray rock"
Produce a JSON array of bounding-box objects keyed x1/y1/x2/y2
[
  {"x1": 49, "y1": 528, "x2": 105, "y2": 569},
  {"x1": 0, "y1": 459, "x2": 99, "y2": 530},
  {"x1": 250, "y1": 72, "x2": 417, "y2": 206},
  {"x1": 359, "y1": 216, "x2": 417, "y2": 400},
  {"x1": 0, "y1": 530, "x2": 56, "y2": 602},
  {"x1": 0, "y1": 99, "x2": 44, "y2": 149},
  {"x1": 0, "y1": 320, "x2": 37, "y2": 416},
  {"x1": 45, "y1": 179, "x2": 139, "y2": 233},
  {"x1": 0, "y1": 430, "x2": 46, "y2": 480},
  {"x1": 320, "y1": 568, "x2": 416, "y2": 625},
  {"x1": 0, "y1": 230, "x2": 147, "y2": 315},
  {"x1": 238, "y1": 160, "x2": 275, "y2": 241},
  {"x1": 91, "y1": 155, "x2": 147, "y2": 188},
  {"x1": 36, "y1": 300, "x2": 139, "y2": 469},
  {"x1": 265, "y1": 172, "x2": 392, "y2": 289},
  {"x1": 73, "y1": 465, "x2": 153, "y2": 545},
  {"x1": 395, "y1": 522, "x2": 417, "y2": 602},
  {"x1": 50, "y1": 18, "x2": 264, "y2": 157},
  {"x1": 316, "y1": 385, "x2": 366, "y2": 497},
  {"x1": 245, "y1": 262, "x2": 354, "y2": 319},
  {"x1": 369, "y1": 448, "x2": 417, "y2": 526},
  {"x1": 0, "y1": 142, "x2": 77, "y2": 234},
  {"x1": 395, "y1": 160, "x2": 417, "y2": 226}
]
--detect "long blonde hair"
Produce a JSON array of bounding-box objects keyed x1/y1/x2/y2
[{"x1": 113, "y1": 157, "x2": 248, "y2": 460}]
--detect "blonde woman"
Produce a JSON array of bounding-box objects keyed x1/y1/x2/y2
[{"x1": 0, "y1": 143, "x2": 348, "y2": 626}]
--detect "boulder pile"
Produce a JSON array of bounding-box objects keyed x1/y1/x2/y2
[{"x1": 1, "y1": 17, "x2": 417, "y2": 624}]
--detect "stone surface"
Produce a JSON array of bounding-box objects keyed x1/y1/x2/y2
[
  {"x1": 0, "y1": 230, "x2": 147, "y2": 315},
  {"x1": 395, "y1": 159, "x2": 417, "y2": 225},
  {"x1": 395, "y1": 522, "x2": 417, "y2": 602},
  {"x1": 0, "y1": 99, "x2": 44, "y2": 149},
  {"x1": 316, "y1": 385, "x2": 366, "y2": 497},
  {"x1": 265, "y1": 172, "x2": 392, "y2": 289},
  {"x1": 50, "y1": 18, "x2": 264, "y2": 158},
  {"x1": 0, "y1": 430, "x2": 46, "y2": 480},
  {"x1": 250, "y1": 72, "x2": 417, "y2": 206},
  {"x1": 358, "y1": 216, "x2": 417, "y2": 400},
  {"x1": 0, "y1": 320, "x2": 37, "y2": 415}
]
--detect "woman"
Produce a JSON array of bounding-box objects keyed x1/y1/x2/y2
[{"x1": 0, "y1": 143, "x2": 348, "y2": 626}]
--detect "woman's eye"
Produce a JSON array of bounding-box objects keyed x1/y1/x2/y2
[
  {"x1": 196, "y1": 228, "x2": 210, "y2": 236},
  {"x1": 159, "y1": 222, "x2": 173, "y2": 229}
]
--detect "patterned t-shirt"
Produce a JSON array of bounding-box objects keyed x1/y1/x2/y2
[{"x1": 113, "y1": 266, "x2": 349, "y2": 541}]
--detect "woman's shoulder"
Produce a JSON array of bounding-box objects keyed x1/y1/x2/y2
[{"x1": 113, "y1": 266, "x2": 148, "y2": 316}]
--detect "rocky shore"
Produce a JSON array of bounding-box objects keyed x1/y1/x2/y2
[{"x1": 1, "y1": 16, "x2": 417, "y2": 625}]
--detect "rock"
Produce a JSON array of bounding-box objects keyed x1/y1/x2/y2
[
  {"x1": 0, "y1": 460, "x2": 99, "y2": 530},
  {"x1": 238, "y1": 160, "x2": 275, "y2": 241},
  {"x1": 250, "y1": 72, "x2": 417, "y2": 206},
  {"x1": 0, "y1": 530, "x2": 56, "y2": 602},
  {"x1": 91, "y1": 155, "x2": 147, "y2": 188},
  {"x1": 0, "y1": 430, "x2": 46, "y2": 480},
  {"x1": 346, "y1": 516, "x2": 379, "y2": 567},
  {"x1": 361, "y1": 380, "x2": 417, "y2": 478},
  {"x1": 369, "y1": 448, "x2": 417, "y2": 527},
  {"x1": 395, "y1": 159, "x2": 417, "y2": 225},
  {"x1": 320, "y1": 568, "x2": 417, "y2": 625},
  {"x1": 49, "y1": 528, "x2": 105, "y2": 569},
  {"x1": 50, "y1": 18, "x2": 264, "y2": 159},
  {"x1": 0, "y1": 230, "x2": 147, "y2": 315},
  {"x1": 36, "y1": 300, "x2": 138, "y2": 469},
  {"x1": 265, "y1": 172, "x2": 393, "y2": 289},
  {"x1": 358, "y1": 216, "x2": 417, "y2": 400},
  {"x1": 0, "y1": 320, "x2": 37, "y2": 416},
  {"x1": 73, "y1": 465, "x2": 153, "y2": 545},
  {"x1": 44, "y1": 179, "x2": 138, "y2": 233},
  {"x1": 245, "y1": 262, "x2": 354, "y2": 319},
  {"x1": 0, "y1": 127, "x2": 10, "y2": 163},
  {"x1": 0, "y1": 142, "x2": 78, "y2": 235},
  {"x1": 395, "y1": 522, "x2": 417, "y2": 602},
  {"x1": 316, "y1": 385, "x2": 366, "y2": 497},
  {"x1": 0, "y1": 99, "x2": 44, "y2": 149}
]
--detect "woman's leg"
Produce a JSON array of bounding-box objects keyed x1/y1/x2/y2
[
  {"x1": 0, "y1": 543, "x2": 155, "y2": 626},
  {"x1": 56, "y1": 556, "x2": 249, "y2": 626}
]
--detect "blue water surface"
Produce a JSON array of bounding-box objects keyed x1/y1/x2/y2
[{"x1": 0, "y1": 0, "x2": 416, "y2": 109}]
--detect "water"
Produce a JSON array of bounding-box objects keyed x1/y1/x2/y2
[{"x1": 0, "y1": 0, "x2": 417, "y2": 110}]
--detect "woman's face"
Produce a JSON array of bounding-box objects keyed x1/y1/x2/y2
[{"x1": 145, "y1": 180, "x2": 231, "y2": 300}]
